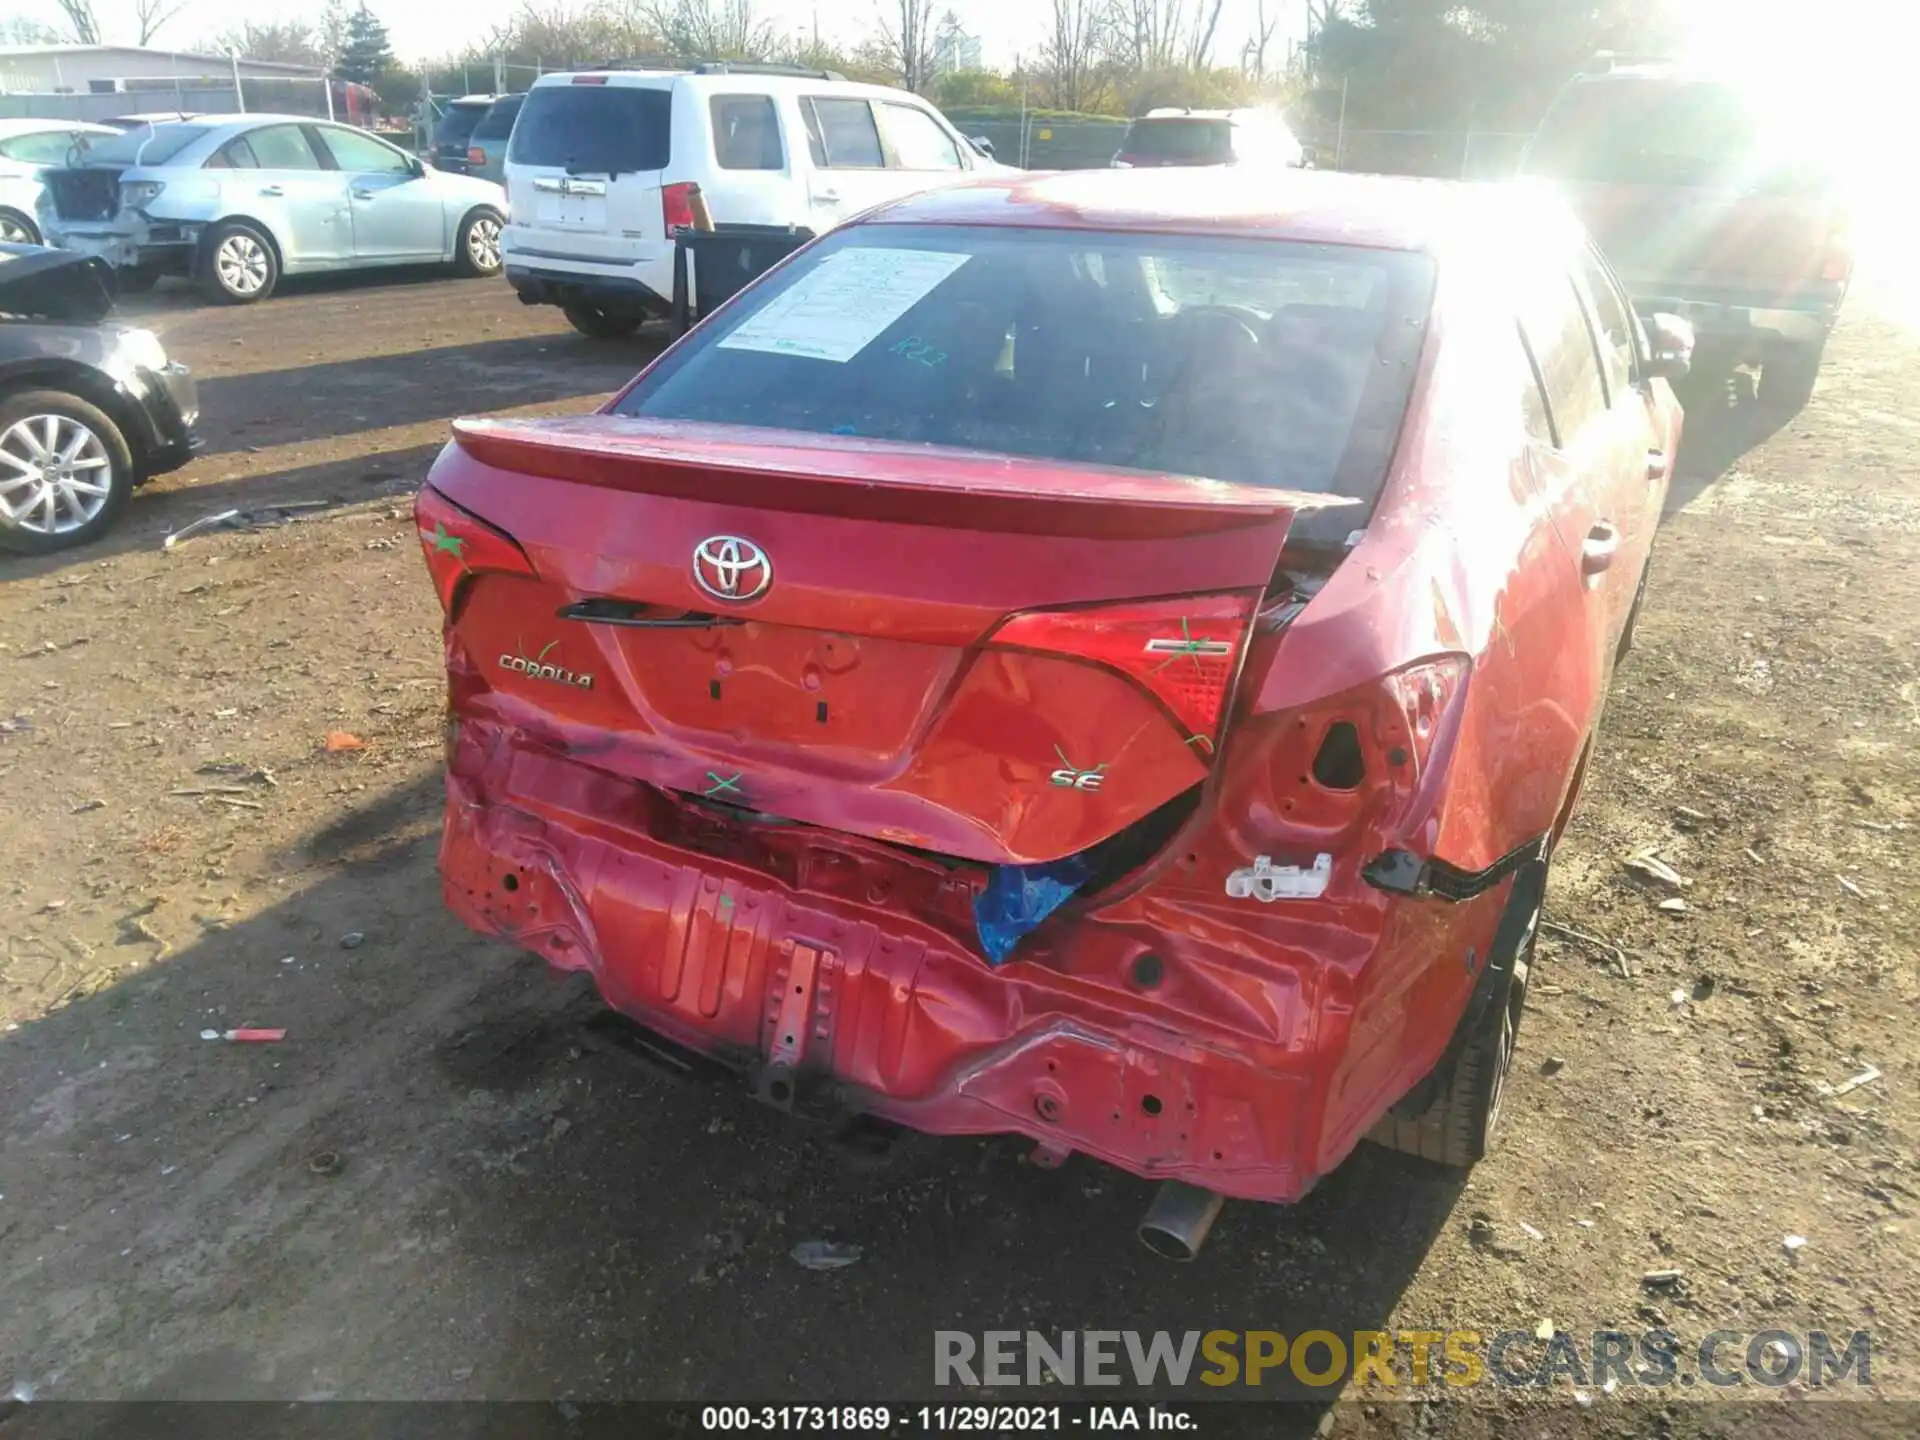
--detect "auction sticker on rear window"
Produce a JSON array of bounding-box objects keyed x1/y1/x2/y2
[{"x1": 716, "y1": 247, "x2": 971, "y2": 363}]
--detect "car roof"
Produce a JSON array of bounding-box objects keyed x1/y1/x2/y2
[
  {"x1": 527, "y1": 68, "x2": 919, "y2": 103},
  {"x1": 863, "y1": 168, "x2": 1512, "y2": 255},
  {"x1": 0, "y1": 117, "x2": 116, "y2": 137}
]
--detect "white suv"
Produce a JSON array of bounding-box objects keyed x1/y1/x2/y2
[{"x1": 502, "y1": 62, "x2": 1012, "y2": 339}]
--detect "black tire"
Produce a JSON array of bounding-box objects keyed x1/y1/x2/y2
[
  {"x1": 0, "y1": 390, "x2": 135, "y2": 556},
  {"x1": 1367, "y1": 870, "x2": 1541, "y2": 1169},
  {"x1": 0, "y1": 207, "x2": 42, "y2": 246},
  {"x1": 455, "y1": 207, "x2": 504, "y2": 278},
  {"x1": 198, "y1": 221, "x2": 279, "y2": 304},
  {"x1": 1758, "y1": 341, "x2": 1824, "y2": 412},
  {"x1": 115, "y1": 265, "x2": 160, "y2": 295},
  {"x1": 563, "y1": 304, "x2": 643, "y2": 341}
]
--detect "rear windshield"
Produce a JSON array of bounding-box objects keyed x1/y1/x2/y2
[
  {"x1": 615, "y1": 224, "x2": 1435, "y2": 543},
  {"x1": 1524, "y1": 79, "x2": 1828, "y2": 191},
  {"x1": 1123, "y1": 118, "x2": 1231, "y2": 164},
  {"x1": 76, "y1": 123, "x2": 210, "y2": 166},
  {"x1": 472, "y1": 95, "x2": 523, "y2": 142},
  {"x1": 509, "y1": 83, "x2": 672, "y2": 173},
  {"x1": 434, "y1": 104, "x2": 491, "y2": 147}
]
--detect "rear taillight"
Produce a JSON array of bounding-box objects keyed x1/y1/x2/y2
[
  {"x1": 468, "y1": 147, "x2": 486, "y2": 166},
  {"x1": 1240, "y1": 655, "x2": 1472, "y2": 841},
  {"x1": 416, "y1": 484, "x2": 535, "y2": 617},
  {"x1": 990, "y1": 593, "x2": 1258, "y2": 746},
  {"x1": 662, "y1": 181, "x2": 697, "y2": 232}
]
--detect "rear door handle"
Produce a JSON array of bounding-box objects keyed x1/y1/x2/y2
[
  {"x1": 351, "y1": 188, "x2": 376, "y2": 200},
  {"x1": 258, "y1": 185, "x2": 283, "y2": 197},
  {"x1": 815, "y1": 187, "x2": 842, "y2": 202},
  {"x1": 1646, "y1": 449, "x2": 1669, "y2": 481},
  {"x1": 1582, "y1": 521, "x2": 1621, "y2": 576}
]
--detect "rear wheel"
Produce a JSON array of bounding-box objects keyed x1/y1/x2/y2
[
  {"x1": 199, "y1": 221, "x2": 279, "y2": 304},
  {"x1": 0, "y1": 208, "x2": 40, "y2": 246},
  {"x1": 563, "y1": 304, "x2": 643, "y2": 341},
  {"x1": 455, "y1": 208, "x2": 503, "y2": 277},
  {"x1": 1758, "y1": 340, "x2": 1824, "y2": 412},
  {"x1": 1367, "y1": 869, "x2": 1541, "y2": 1169},
  {"x1": 0, "y1": 391, "x2": 134, "y2": 555}
]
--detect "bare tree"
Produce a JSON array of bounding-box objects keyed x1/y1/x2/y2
[
  {"x1": 639, "y1": 0, "x2": 772, "y2": 60},
  {"x1": 1182, "y1": 0, "x2": 1223, "y2": 68},
  {"x1": 1107, "y1": 0, "x2": 1226, "y2": 73},
  {"x1": 877, "y1": 0, "x2": 936, "y2": 92},
  {"x1": 135, "y1": 0, "x2": 189, "y2": 45},
  {"x1": 1247, "y1": 0, "x2": 1278, "y2": 79},
  {"x1": 206, "y1": 20, "x2": 325, "y2": 67},
  {"x1": 1040, "y1": 0, "x2": 1106, "y2": 113},
  {"x1": 51, "y1": 0, "x2": 101, "y2": 44}
]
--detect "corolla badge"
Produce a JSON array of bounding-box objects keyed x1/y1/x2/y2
[
  {"x1": 500, "y1": 641, "x2": 594, "y2": 690},
  {"x1": 692, "y1": 535, "x2": 772, "y2": 602}
]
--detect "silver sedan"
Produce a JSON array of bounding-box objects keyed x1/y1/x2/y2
[{"x1": 39, "y1": 115, "x2": 506, "y2": 303}]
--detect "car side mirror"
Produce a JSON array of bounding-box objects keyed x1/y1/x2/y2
[
  {"x1": 1644, "y1": 311, "x2": 1694, "y2": 381},
  {"x1": 968, "y1": 135, "x2": 995, "y2": 159}
]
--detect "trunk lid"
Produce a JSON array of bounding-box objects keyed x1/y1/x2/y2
[
  {"x1": 426, "y1": 415, "x2": 1342, "y2": 867},
  {"x1": 506, "y1": 79, "x2": 673, "y2": 265}
]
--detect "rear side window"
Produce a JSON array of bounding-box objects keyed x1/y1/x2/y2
[
  {"x1": 615, "y1": 224, "x2": 1435, "y2": 545},
  {"x1": 0, "y1": 130, "x2": 84, "y2": 165},
  {"x1": 472, "y1": 96, "x2": 523, "y2": 142},
  {"x1": 510, "y1": 84, "x2": 672, "y2": 173},
  {"x1": 710, "y1": 95, "x2": 784, "y2": 170},
  {"x1": 1572, "y1": 251, "x2": 1638, "y2": 402},
  {"x1": 434, "y1": 105, "x2": 489, "y2": 147},
  {"x1": 881, "y1": 103, "x2": 961, "y2": 170},
  {"x1": 803, "y1": 98, "x2": 883, "y2": 169},
  {"x1": 237, "y1": 124, "x2": 325, "y2": 171},
  {"x1": 1123, "y1": 119, "x2": 1231, "y2": 164},
  {"x1": 1517, "y1": 265, "x2": 1608, "y2": 447}
]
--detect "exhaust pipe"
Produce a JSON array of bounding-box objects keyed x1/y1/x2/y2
[{"x1": 1137, "y1": 1181, "x2": 1226, "y2": 1262}]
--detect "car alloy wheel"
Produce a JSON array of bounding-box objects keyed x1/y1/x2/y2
[
  {"x1": 467, "y1": 214, "x2": 502, "y2": 272},
  {"x1": 0, "y1": 212, "x2": 37, "y2": 245},
  {"x1": 215, "y1": 232, "x2": 271, "y2": 297},
  {"x1": 0, "y1": 413, "x2": 114, "y2": 538}
]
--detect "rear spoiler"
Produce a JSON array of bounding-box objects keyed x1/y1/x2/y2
[{"x1": 450, "y1": 416, "x2": 1359, "y2": 541}]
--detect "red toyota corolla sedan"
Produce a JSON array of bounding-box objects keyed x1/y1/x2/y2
[{"x1": 417, "y1": 169, "x2": 1688, "y2": 1258}]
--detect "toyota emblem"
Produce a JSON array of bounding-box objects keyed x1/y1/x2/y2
[{"x1": 691, "y1": 535, "x2": 772, "y2": 603}]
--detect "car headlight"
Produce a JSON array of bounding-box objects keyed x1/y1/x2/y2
[
  {"x1": 118, "y1": 326, "x2": 170, "y2": 373},
  {"x1": 120, "y1": 180, "x2": 166, "y2": 210}
]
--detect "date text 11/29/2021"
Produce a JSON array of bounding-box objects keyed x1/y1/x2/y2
[{"x1": 700, "y1": 1405, "x2": 1203, "y2": 1432}]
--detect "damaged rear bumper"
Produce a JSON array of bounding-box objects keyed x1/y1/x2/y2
[{"x1": 438, "y1": 724, "x2": 1524, "y2": 1203}]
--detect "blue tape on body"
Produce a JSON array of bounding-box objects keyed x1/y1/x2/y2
[{"x1": 973, "y1": 856, "x2": 1093, "y2": 966}]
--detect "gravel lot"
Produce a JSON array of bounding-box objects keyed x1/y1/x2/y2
[{"x1": 0, "y1": 264, "x2": 1913, "y2": 1436}]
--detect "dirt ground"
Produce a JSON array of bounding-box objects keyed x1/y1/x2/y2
[{"x1": 0, "y1": 263, "x2": 1913, "y2": 1435}]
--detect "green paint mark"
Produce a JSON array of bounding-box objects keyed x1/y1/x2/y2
[
  {"x1": 1151, "y1": 617, "x2": 1212, "y2": 676},
  {"x1": 704, "y1": 771, "x2": 744, "y2": 799},
  {"x1": 428, "y1": 522, "x2": 466, "y2": 561},
  {"x1": 536, "y1": 639, "x2": 560, "y2": 663},
  {"x1": 1054, "y1": 745, "x2": 1107, "y2": 777},
  {"x1": 718, "y1": 894, "x2": 734, "y2": 910}
]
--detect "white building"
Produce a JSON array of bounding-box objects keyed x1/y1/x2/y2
[
  {"x1": 0, "y1": 44, "x2": 323, "y2": 96},
  {"x1": 931, "y1": 27, "x2": 983, "y2": 75}
]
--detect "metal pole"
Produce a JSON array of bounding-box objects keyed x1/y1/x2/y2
[
  {"x1": 1335, "y1": 74, "x2": 1348, "y2": 168},
  {"x1": 326, "y1": 74, "x2": 336, "y2": 121},
  {"x1": 1461, "y1": 127, "x2": 1473, "y2": 179},
  {"x1": 231, "y1": 51, "x2": 246, "y2": 113}
]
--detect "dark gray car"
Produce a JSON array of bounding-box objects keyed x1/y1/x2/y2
[{"x1": 0, "y1": 245, "x2": 198, "y2": 554}]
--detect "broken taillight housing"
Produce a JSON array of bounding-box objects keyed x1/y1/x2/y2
[
  {"x1": 662, "y1": 181, "x2": 698, "y2": 232},
  {"x1": 415, "y1": 483, "x2": 535, "y2": 617},
  {"x1": 989, "y1": 593, "x2": 1259, "y2": 745}
]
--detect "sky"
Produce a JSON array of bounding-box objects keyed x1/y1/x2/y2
[{"x1": 1, "y1": 0, "x2": 1309, "y2": 69}]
